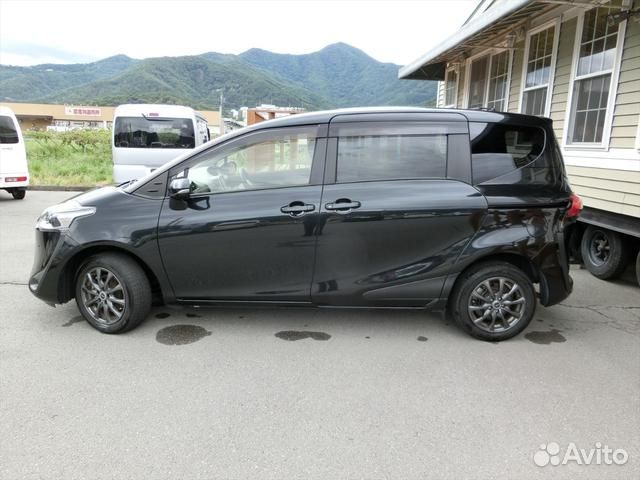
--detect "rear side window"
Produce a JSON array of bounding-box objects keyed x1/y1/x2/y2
[
  {"x1": 337, "y1": 135, "x2": 447, "y2": 182},
  {"x1": 0, "y1": 116, "x2": 19, "y2": 144},
  {"x1": 470, "y1": 122, "x2": 545, "y2": 184}
]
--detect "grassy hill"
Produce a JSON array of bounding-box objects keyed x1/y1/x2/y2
[{"x1": 0, "y1": 44, "x2": 437, "y2": 110}]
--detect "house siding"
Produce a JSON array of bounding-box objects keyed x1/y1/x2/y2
[
  {"x1": 432, "y1": 1, "x2": 639, "y2": 218},
  {"x1": 610, "y1": 9, "x2": 640, "y2": 149},
  {"x1": 549, "y1": 17, "x2": 577, "y2": 141}
]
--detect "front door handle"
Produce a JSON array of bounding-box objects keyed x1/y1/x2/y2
[
  {"x1": 325, "y1": 198, "x2": 361, "y2": 213},
  {"x1": 281, "y1": 201, "x2": 315, "y2": 217}
]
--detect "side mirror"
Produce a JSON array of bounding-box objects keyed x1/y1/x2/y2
[{"x1": 168, "y1": 178, "x2": 191, "y2": 199}]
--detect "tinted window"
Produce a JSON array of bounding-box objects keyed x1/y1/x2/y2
[
  {"x1": 178, "y1": 129, "x2": 316, "y2": 194},
  {"x1": 470, "y1": 122, "x2": 545, "y2": 184},
  {"x1": 0, "y1": 116, "x2": 19, "y2": 144},
  {"x1": 337, "y1": 135, "x2": 447, "y2": 182},
  {"x1": 114, "y1": 117, "x2": 195, "y2": 149}
]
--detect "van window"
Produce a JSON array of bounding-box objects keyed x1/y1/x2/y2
[
  {"x1": 0, "y1": 116, "x2": 19, "y2": 144},
  {"x1": 114, "y1": 117, "x2": 195, "y2": 149},
  {"x1": 470, "y1": 122, "x2": 545, "y2": 184},
  {"x1": 337, "y1": 135, "x2": 447, "y2": 182}
]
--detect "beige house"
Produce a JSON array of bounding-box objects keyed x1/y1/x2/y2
[{"x1": 400, "y1": 0, "x2": 639, "y2": 222}]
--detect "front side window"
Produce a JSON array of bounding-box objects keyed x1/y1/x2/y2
[
  {"x1": 337, "y1": 135, "x2": 447, "y2": 182},
  {"x1": 178, "y1": 129, "x2": 316, "y2": 195},
  {"x1": 0, "y1": 116, "x2": 19, "y2": 144},
  {"x1": 467, "y1": 51, "x2": 510, "y2": 111},
  {"x1": 522, "y1": 24, "x2": 557, "y2": 116},
  {"x1": 568, "y1": 4, "x2": 621, "y2": 144},
  {"x1": 444, "y1": 68, "x2": 458, "y2": 107},
  {"x1": 470, "y1": 122, "x2": 545, "y2": 184},
  {"x1": 114, "y1": 117, "x2": 195, "y2": 149}
]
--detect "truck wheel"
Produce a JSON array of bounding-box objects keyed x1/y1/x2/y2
[
  {"x1": 11, "y1": 188, "x2": 25, "y2": 200},
  {"x1": 581, "y1": 226, "x2": 630, "y2": 280}
]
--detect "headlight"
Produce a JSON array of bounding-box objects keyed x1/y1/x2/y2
[{"x1": 36, "y1": 200, "x2": 96, "y2": 231}]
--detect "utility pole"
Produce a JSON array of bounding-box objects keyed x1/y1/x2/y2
[{"x1": 216, "y1": 88, "x2": 224, "y2": 136}]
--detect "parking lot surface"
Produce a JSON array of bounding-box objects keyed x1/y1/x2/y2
[{"x1": 1, "y1": 190, "x2": 639, "y2": 480}]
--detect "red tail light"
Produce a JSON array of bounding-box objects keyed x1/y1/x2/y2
[
  {"x1": 5, "y1": 176, "x2": 27, "y2": 182},
  {"x1": 566, "y1": 193, "x2": 582, "y2": 219}
]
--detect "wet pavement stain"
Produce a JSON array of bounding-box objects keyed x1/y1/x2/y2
[
  {"x1": 156, "y1": 325, "x2": 211, "y2": 345},
  {"x1": 62, "y1": 316, "x2": 84, "y2": 327},
  {"x1": 525, "y1": 329, "x2": 566, "y2": 345},
  {"x1": 365, "y1": 336, "x2": 371, "y2": 339},
  {"x1": 417, "y1": 336, "x2": 428, "y2": 342},
  {"x1": 186, "y1": 313, "x2": 201, "y2": 318},
  {"x1": 155, "y1": 312, "x2": 171, "y2": 319},
  {"x1": 275, "y1": 331, "x2": 331, "y2": 341}
]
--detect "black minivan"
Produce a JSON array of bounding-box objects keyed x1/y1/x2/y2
[{"x1": 30, "y1": 108, "x2": 581, "y2": 341}]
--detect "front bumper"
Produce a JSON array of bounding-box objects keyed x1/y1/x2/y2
[{"x1": 29, "y1": 229, "x2": 76, "y2": 305}]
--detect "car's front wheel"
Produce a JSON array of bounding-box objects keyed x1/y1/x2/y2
[
  {"x1": 449, "y1": 262, "x2": 536, "y2": 341},
  {"x1": 75, "y1": 253, "x2": 151, "y2": 333}
]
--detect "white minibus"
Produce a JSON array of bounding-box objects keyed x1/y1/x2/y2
[
  {"x1": 0, "y1": 106, "x2": 29, "y2": 200},
  {"x1": 112, "y1": 104, "x2": 210, "y2": 184}
]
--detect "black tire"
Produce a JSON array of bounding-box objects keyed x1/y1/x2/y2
[
  {"x1": 449, "y1": 261, "x2": 536, "y2": 341},
  {"x1": 581, "y1": 226, "x2": 630, "y2": 280},
  {"x1": 74, "y1": 253, "x2": 151, "y2": 333},
  {"x1": 11, "y1": 189, "x2": 25, "y2": 200}
]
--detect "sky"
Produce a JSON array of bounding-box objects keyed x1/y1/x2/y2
[{"x1": 0, "y1": 0, "x2": 476, "y2": 67}]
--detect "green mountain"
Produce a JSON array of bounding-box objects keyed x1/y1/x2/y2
[
  {"x1": 238, "y1": 43, "x2": 435, "y2": 107},
  {"x1": 0, "y1": 44, "x2": 437, "y2": 110}
]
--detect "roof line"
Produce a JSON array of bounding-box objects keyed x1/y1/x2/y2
[{"x1": 398, "y1": 0, "x2": 534, "y2": 79}]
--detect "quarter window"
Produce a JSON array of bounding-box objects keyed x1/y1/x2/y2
[
  {"x1": 568, "y1": 4, "x2": 622, "y2": 144},
  {"x1": 522, "y1": 25, "x2": 557, "y2": 116},
  {"x1": 470, "y1": 122, "x2": 545, "y2": 184},
  {"x1": 179, "y1": 130, "x2": 316, "y2": 194},
  {"x1": 337, "y1": 135, "x2": 447, "y2": 182}
]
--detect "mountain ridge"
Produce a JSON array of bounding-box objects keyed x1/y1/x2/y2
[{"x1": 0, "y1": 43, "x2": 437, "y2": 111}]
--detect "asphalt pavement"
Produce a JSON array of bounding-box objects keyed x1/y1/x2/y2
[{"x1": 1, "y1": 190, "x2": 638, "y2": 480}]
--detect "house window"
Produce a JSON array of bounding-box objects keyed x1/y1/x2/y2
[
  {"x1": 522, "y1": 24, "x2": 557, "y2": 116},
  {"x1": 487, "y1": 51, "x2": 510, "y2": 110},
  {"x1": 568, "y1": 4, "x2": 623, "y2": 145},
  {"x1": 467, "y1": 51, "x2": 511, "y2": 111},
  {"x1": 444, "y1": 68, "x2": 458, "y2": 107}
]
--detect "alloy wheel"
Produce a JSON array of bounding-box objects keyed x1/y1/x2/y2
[
  {"x1": 80, "y1": 267, "x2": 126, "y2": 325},
  {"x1": 467, "y1": 276, "x2": 526, "y2": 333}
]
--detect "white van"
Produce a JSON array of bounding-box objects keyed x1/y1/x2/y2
[
  {"x1": 0, "y1": 106, "x2": 28, "y2": 200},
  {"x1": 112, "y1": 104, "x2": 210, "y2": 184}
]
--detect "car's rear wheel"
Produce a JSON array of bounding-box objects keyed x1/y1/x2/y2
[
  {"x1": 581, "y1": 226, "x2": 630, "y2": 280},
  {"x1": 10, "y1": 188, "x2": 25, "y2": 200},
  {"x1": 449, "y1": 262, "x2": 536, "y2": 341},
  {"x1": 75, "y1": 253, "x2": 151, "y2": 333}
]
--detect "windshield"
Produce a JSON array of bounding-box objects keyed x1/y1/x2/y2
[
  {"x1": 0, "y1": 115, "x2": 19, "y2": 144},
  {"x1": 114, "y1": 116, "x2": 195, "y2": 149}
]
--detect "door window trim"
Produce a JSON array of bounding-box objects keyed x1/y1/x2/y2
[{"x1": 166, "y1": 125, "x2": 327, "y2": 197}]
